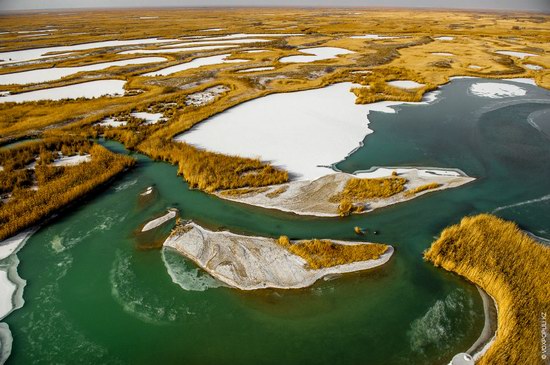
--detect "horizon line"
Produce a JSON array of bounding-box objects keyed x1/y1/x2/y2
[{"x1": 1, "y1": 5, "x2": 549, "y2": 15}]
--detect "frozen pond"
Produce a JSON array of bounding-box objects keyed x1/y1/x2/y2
[
  {"x1": 387, "y1": 80, "x2": 425, "y2": 89},
  {"x1": 0, "y1": 57, "x2": 166, "y2": 85},
  {"x1": 351, "y1": 34, "x2": 401, "y2": 39},
  {"x1": 175, "y1": 82, "x2": 435, "y2": 180},
  {"x1": 130, "y1": 112, "x2": 166, "y2": 125},
  {"x1": 237, "y1": 66, "x2": 275, "y2": 73},
  {"x1": 0, "y1": 38, "x2": 179, "y2": 64},
  {"x1": 143, "y1": 54, "x2": 246, "y2": 77},
  {"x1": 191, "y1": 33, "x2": 301, "y2": 42},
  {"x1": 0, "y1": 80, "x2": 126, "y2": 103},
  {"x1": 469, "y1": 82, "x2": 526, "y2": 98},
  {"x1": 525, "y1": 64, "x2": 543, "y2": 71},
  {"x1": 279, "y1": 47, "x2": 354, "y2": 63},
  {"x1": 495, "y1": 50, "x2": 538, "y2": 59},
  {"x1": 119, "y1": 45, "x2": 236, "y2": 55},
  {"x1": 159, "y1": 38, "x2": 272, "y2": 48}
]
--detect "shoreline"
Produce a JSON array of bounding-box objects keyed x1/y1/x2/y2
[
  {"x1": 163, "y1": 221, "x2": 394, "y2": 290},
  {"x1": 468, "y1": 286, "x2": 498, "y2": 361}
]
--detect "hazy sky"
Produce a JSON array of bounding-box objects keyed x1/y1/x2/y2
[{"x1": 1, "y1": 0, "x2": 549, "y2": 12}]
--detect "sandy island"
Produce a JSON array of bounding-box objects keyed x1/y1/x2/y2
[
  {"x1": 163, "y1": 221, "x2": 394, "y2": 290},
  {"x1": 216, "y1": 167, "x2": 475, "y2": 217}
]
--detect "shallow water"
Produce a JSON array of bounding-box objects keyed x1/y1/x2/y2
[{"x1": 2, "y1": 78, "x2": 550, "y2": 364}]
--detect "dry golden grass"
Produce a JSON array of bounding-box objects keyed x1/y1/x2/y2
[
  {"x1": 278, "y1": 235, "x2": 388, "y2": 270},
  {"x1": 334, "y1": 176, "x2": 407, "y2": 201},
  {"x1": 219, "y1": 187, "x2": 270, "y2": 196},
  {"x1": 139, "y1": 138, "x2": 288, "y2": 192},
  {"x1": 424, "y1": 214, "x2": 550, "y2": 365},
  {"x1": 266, "y1": 185, "x2": 288, "y2": 198},
  {"x1": 0, "y1": 140, "x2": 135, "y2": 240},
  {"x1": 1, "y1": 8, "x2": 549, "y2": 203},
  {"x1": 404, "y1": 182, "x2": 442, "y2": 197},
  {"x1": 330, "y1": 176, "x2": 407, "y2": 216}
]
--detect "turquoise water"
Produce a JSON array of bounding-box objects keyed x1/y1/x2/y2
[{"x1": 4, "y1": 78, "x2": 550, "y2": 364}]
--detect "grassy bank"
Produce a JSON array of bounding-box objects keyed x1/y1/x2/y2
[
  {"x1": 139, "y1": 138, "x2": 288, "y2": 192},
  {"x1": 278, "y1": 235, "x2": 389, "y2": 269},
  {"x1": 0, "y1": 139, "x2": 135, "y2": 240},
  {"x1": 424, "y1": 214, "x2": 550, "y2": 365},
  {"x1": 331, "y1": 176, "x2": 407, "y2": 216}
]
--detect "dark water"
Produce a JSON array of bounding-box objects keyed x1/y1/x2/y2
[{"x1": 4, "y1": 78, "x2": 550, "y2": 364}]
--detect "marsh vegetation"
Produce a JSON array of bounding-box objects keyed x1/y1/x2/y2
[
  {"x1": 425, "y1": 214, "x2": 550, "y2": 365},
  {"x1": 277, "y1": 235, "x2": 389, "y2": 269}
]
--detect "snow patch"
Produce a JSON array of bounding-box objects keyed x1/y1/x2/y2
[
  {"x1": 130, "y1": 112, "x2": 166, "y2": 125},
  {"x1": 0, "y1": 57, "x2": 166, "y2": 85},
  {"x1": 279, "y1": 47, "x2": 354, "y2": 63},
  {"x1": 0, "y1": 80, "x2": 126, "y2": 103},
  {"x1": 237, "y1": 66, "x2": 275, "y2": 73},
  {"x1": 186, "y1": 85, "x2": 229, "y2": 106},
  {"x1": 351, "y1": 34, "x2": 401, "y2": 39},
  {"x1": 143, "y1": 54, "x2": 246, "y2": 77},
  {"x1": 469, "y1": 82, "x2": 526, "y2": 98},
  {"x1": 387, "y1": 80, "x2": 425, "y2": 89},
  {"x1": 175, "y1": 83, "x2": 438, "y2": 181},
  {"x1": 51, "y1": 154, "x2": 91, "y2": 167},
  {"x1": 524, "y1": 64, "x2": 543, "y2": 71},
  {"x1": 496, "y1": 50, "x2": 538, "y2": 59}
]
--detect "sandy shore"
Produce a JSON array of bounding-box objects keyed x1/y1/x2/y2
[
  {"x1": 215, "y1": 167, "x2": 475, "y2": 217},
  {"x1": 163, "y1": 221, "x2": 393, "y2": 290},
  {"x1": 469, "y1": 287, "x2": 499, "y2": 361}
]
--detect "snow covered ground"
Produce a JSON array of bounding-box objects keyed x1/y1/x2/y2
[
  {"x1": 130, "y1": 112, "x2": 167, "y2": 125},
  {"x1": 120, "y1": 45, "x2": 237, "y2": 55},
  {"x1": 279, "y1": 47, "x2": 354, "y2": 63},
  {"x1": 495, "y1": 50, "x2": 538, "y2": 59},
  {"x1": 524, "y1": 64, "x2": 543, "y2": 71},
  {"x1": 175, "y1": 83, "x2": 439, "y2": 180},
  {"x1": 351, "y1": 34, "x2": 401, "y2": 39},
  {"x1": 469, "y1": 82, "x2": 527, "y2": 98},
  {"x1": 237, "y1": 67, "x2": 275, "y2": 73},
  {"x1": 143, "y1": 54, "x2": 246, "y2": 76},
  {"x1": 186, "y1": 86, "x2": 229, "y2": 106},
  {"x1": 97, "y1": 118, "x2": 127, "y2": 128},
  {"x1": 0, "y1": 80, "x2": 126, "y2": 103},
  {"x1": 0, "y1": 57, "x2": 166, "y2": 85},
  {"x1": 51, "y1": 154, "x2": 91, "y2": 166},
  {"x1": 387, "y1": 80, "x2": 425, "y2": 89},
  {"x1": 0, "y1": 38, "x2": 179, "y2": 64}
]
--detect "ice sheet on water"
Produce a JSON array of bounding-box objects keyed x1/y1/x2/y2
[
  {"x1": 162, "y1": 247, "x2": 224, "y2": 292},
  {"x1": 408, "y1": 289, "x2": 474, "y2": 356}
]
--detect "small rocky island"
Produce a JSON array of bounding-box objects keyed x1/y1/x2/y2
[{"x1": 163, "y1": 221, "x2": 394, "y2": 290}]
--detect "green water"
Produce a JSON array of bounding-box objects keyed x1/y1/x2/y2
[{"x1": 4, "y1": 78, "x2": 550, "y2": 364}]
